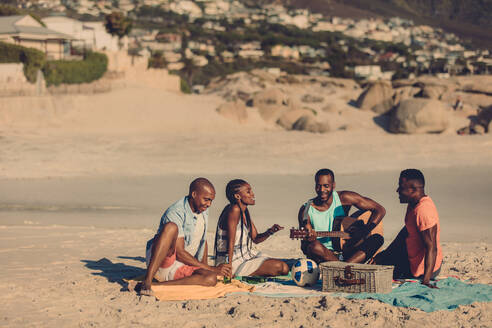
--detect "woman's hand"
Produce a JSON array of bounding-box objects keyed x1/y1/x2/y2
[
  {"x1": 268, "y1": 224, "x2": 284, "y2": 235},
  {"x1": 254, "y1": 224, "x2": 284, "y2": 243},
  {"x1": 214, "y1": 263, "x2": 232, "y2": 277}
]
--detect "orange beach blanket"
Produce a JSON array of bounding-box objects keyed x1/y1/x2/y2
[{"x1": 126, "y1": 276, "x2": 254, "y2": 301}]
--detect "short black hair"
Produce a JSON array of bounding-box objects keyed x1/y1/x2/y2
[
  {"x1": 189, "y1": 177, "x2": 215, "y2": 194},
  {"x1": 400, "y1": 169, "x2": 425, "y2": 187},
  {"x1": 315, "y1": 168, "x2": 335, "y2": 182}
]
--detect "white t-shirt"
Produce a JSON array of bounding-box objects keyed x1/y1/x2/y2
[{"x1": 185, "y1": 212, "x2": 205, "y2": 258}]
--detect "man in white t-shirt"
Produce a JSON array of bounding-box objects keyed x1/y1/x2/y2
[{"x1": 140, "y1": 178, "x2": 232, "y2": 296}]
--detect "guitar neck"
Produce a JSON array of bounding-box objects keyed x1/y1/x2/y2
[
  {"x1": 316, "y1": 231, "x2": 349, "y2": 238},
  {"x1": 289, "y1": 228, "x2": 350, "y2": 240}
]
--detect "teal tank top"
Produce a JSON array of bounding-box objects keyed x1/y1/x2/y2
[{"x1": 307, "y1": 191, "x2": 345, "y2": 250}]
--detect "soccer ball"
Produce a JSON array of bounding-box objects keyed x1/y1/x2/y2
[{"x1": 291, "y1": 258, "x2": 320, "y2": 287}]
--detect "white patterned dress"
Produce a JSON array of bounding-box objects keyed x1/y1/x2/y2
[{"x1": 214, "y1": 219, "x2": 269, "y2": 276}]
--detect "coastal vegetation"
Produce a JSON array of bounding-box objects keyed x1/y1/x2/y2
[
  {"x1": 0, "y1": 41, "x2": 108, "y2": 86},
  {"x1": 42, "y1": 52, "x2": 108, "y2": 86},
  {"x1": 268, "y1": 0, "x2": 492, "y2": 47},
  {"x1": 134, "y1": 8, "x2": 419, "y2": 86},
  {"x1": 0, "y1": 41, "x2": 45, "y2": 82},
  {"x1": 104, "y1": 11, "x2": 133, "y2": 41}
]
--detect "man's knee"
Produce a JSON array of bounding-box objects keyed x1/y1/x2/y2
[
  {"x1": 202, "y1": 271, "x2": 217, "y2": 286},
  {"x1": 306, "y1": 241, "x2": 321, "y2": 253},
  {"x1": 363, "y1": 234, "x2": 384, "y2": 259},
  {"x1": 371, "y1": 234, "x2": 384, "y2": 248},
  {"x1": 307, "y1": 242, "x2": 336, "y2": 262}
]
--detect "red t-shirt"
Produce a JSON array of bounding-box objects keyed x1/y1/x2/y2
[{"x1": 404, "y1": 196, "x2": 443, "y2": 277}]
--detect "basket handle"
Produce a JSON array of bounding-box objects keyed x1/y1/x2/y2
[{"x1": 334, "y1": 265, "x2": 366, "y2": 286}]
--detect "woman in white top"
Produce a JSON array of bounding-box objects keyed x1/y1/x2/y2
[{"x1": 214, "y1": 179, "x2": 289, "y2": 277}]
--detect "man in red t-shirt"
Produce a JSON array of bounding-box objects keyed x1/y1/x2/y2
[{"x1": 371, "y1": 169, "x2": 442, "y2": 288}]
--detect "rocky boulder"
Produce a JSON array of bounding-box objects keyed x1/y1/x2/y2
[
  {"x1": 276, "y1": 75, "x2": 300, "y2": 84},
  {"x1": 277, "y1": 109, "x2": 315, "y2": 130},
  {"x1": 393, "y1": 86, "x2": 421, "y2": 106},
  {"x1": 322, "y1": 103, "x2": 339, "y2": 114},
  {"x1": 252, "y1": 88, "x2": 286, "y2": 107},
  {"x1": 285, "y1": 96, "x2": 302, "y2": 111},
  {"x1": 292, "y1": 115, "x2": 330, "y2": 133},
  {"x1": 216, "y1": 101, "x2": 248, "y2": 124},
  {"x1": 459, "y1": 76, "x2": 492, "y2": 96},
  {"x1": 476, "y1": 106, "x2": 492, "y2": 132},
  {"x1": 421, "y1": 84, "x2": 449, "y2": 100},
  {"x1": 389, "y1": 99, "x2": 450, "y2": 134},
  {"x1": 356, "y1": 81, "x2": 394, "y2": 114},
  {"x1": 257, "y1": 104, "x2": 288, "y2": 123},
  {"x1": 301, "y1": 94, "x2": 324, "y2": 103}
]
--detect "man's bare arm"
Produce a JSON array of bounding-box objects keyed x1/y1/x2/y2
[
  {"x1": 201, "y1": 241, "x2": 208, "y2": 265},
  {"x1": 339, "y1": 191, "x2": 386, "y2": 229},
  {"x1": 420, "y1": 225, "x2": 438, "y2": 287},
  {"x1": 175, "y1": 237, "x2": 211, "y2": 269},
  {"x1": 175, "y1": 238, "x2": 231, "y2": 276}
]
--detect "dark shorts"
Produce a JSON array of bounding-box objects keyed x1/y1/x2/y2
[
  {"x1": 302, "y1": 234, "x2": 384, "y2": 263},
  {"x1": 375, "y1": 228, "x2": 441, "y2": 279},
  {"x1": 342, "y1": 234, "x2": 384, "y2": 262}
]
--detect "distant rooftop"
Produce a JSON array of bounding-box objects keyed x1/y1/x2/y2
[{"x1": 0, "y1": 15, "x2": 74, "y2": 39}]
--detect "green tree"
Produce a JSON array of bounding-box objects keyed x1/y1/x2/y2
[
  {"x1": 104, "y1": 11, "x2": 132, "y2": 46},
  {"x1": 181, "y1": 57, "x2": 198, "y2": 88},
  {"x1": 148, "y1": 51, "x2": 167, "y2": 69}
]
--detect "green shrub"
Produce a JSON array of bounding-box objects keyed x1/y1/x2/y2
[
  {"x1": 0, "y1": 41, "x2": 46, "y2": 82},
  {"x1": 180, "y1": 78, "x2": 191, "y2": 94},
  {"x1": 148, "y1": 51, "x2": 167, "y2": 69},
  {"x1": 43, "y1": 51, "x2": 108, "y2": 86}
]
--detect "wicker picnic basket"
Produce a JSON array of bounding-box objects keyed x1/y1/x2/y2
[{"x1": 320, "y1": 262, "x2": 394, "y2": 294}]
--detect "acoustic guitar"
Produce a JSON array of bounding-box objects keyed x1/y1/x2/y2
[{"x1": 290, "y1": 210, "x2": 383, "y2": 252}]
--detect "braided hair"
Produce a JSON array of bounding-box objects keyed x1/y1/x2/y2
[{"x1": 223, "y1": 179, "x2": 253, "y2": 258}]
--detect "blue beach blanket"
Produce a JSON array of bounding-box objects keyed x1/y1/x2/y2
[
  {"x1": 240, "y1": 277, "x2": 492, "y2": 312},
  {"x1": 346, "y1": 278, "x2": 492, "y2": 312}
]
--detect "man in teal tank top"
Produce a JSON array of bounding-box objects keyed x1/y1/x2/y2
[{"x1": 297, "y1": 168, "x2": 385, "y2": 263}]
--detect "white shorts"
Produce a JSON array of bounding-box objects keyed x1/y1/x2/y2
[{"x1": 145, "y1": 245, "x2": 186, "y2": 282}]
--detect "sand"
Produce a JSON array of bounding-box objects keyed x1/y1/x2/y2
[
  {"x1": 1, "y1": 226, "x2": 491, "y2": 327},
  {"x1": 0, "y1": 84, "x2": 491, "y2": 327}
]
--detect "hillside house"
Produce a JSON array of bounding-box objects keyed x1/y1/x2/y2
[
  {"x1": 0, "y1": 15, "x2": 74, "y2": 60},
  {"x1": 42, "y1": 16, "x2": 118, "y2": 52}
]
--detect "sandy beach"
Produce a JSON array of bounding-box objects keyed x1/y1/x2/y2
[{"x1": 1, "y1": 84, "x2": 491, "y2": 327}]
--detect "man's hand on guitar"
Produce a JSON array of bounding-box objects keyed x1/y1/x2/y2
[
  {"x1": 345, "y1": 224, "x2": 370, "y2": 248},
  {"x1": 305, "y1": 226, "x2": 316, "y2": 241}
]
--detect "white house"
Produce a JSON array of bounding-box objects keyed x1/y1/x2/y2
[
  {"x1": 0, "y1": 15, "x2": 74, "y2": 60},
  {"x1": 354, "y1": 65, "x2": 383, "y2": 80},
  {"x1": 42, "y1": 16, "x2": 118, "y2": 51},
  {"x1": 221, "y1": 50, "x2": 234, "y2": 62},
  {"x1": 271, "y1": 44, "x2": 299, "y2": 60},
  {"x1": 169, "y1": 1, "x2": 202, "y2": 20}
]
